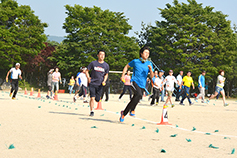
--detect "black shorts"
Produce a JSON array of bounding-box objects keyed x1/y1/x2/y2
[
  {"x1": 89, "y1": 84, "x2": 103, "y2": 102},
  {"x1": 73, "y1": 83, "x2": 81, "y2": 91},
  {"x1": 48, "y1": 86, "x2": 52, "y2": 91}
]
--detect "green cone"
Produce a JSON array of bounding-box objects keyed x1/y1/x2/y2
[
  {"x1": 161, "y1": 149, "x2": 166, "y2": 153},
  {"x1": 205, "y1": 133, "x2": 211, "y2": 135},
  {"x1": 231, "y1": 148, "x2": 235, "y2": 154},
  {"x1": 170, "y1": 134, "x2": 177, "y2": 137},
  {"x1": 155, "y1": 128, "x2": 159, "y2": 133},
  {"x1": 38, "y1": 106, "x2": 41, "y2": 108},
  {"x1": 192, "y1": 127, "x2": 196, "y2": 131},
  {"x1": 8, "y1": 144, "x2": 15, "y2": 149},
  {"x1": 175, "y1": 124, "x2": 178, "y2": 128},
  {"x1": 141, "y1": 126, "x2": 146, "y2": 129},
  {"x1": 131, "y1": 124, "x2": 135, "y2": 126},
  {"x1": 100, "y1": 114, "x2": 104, "y2": 116},
  {"x1": 209, "y1": 144, "x2": 219, "y2": 149},
  {"x1": 91, "y1": 126, "x2": 97, "y2": 128},
  {"x1": 214, "y1": 130, "x2": 219, "y2": 132},
  {"x1": 186, "y1": 138, "x2": 191, "y2": 142}
]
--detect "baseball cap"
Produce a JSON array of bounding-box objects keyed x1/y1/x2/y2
[
  {"x1": 15, "y1": 63, "x2": 20, "y2": 66},
  {"x1": 169, "y1": 70, "x2": 173, "y2": 73},
  {"x1": 160, "y1": 70, "x2": 165, "y2": 73}
]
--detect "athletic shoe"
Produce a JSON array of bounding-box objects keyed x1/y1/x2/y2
[
  {"x1": 194, "y1": 98, "x2": 198, "y2": 102},
  {"x1": 224, "y1": 103, "x2": 229, "y2": 107},
  {"x1": 175, "y1": 99, "x2": 180, "y2": 102},
  {"x1": 206, "y1": 99, "x2": 210, "y2": 103},
  {"x1": 156, "y1": 102, "x2": 158, "y2": 106},
  {"x1": 161, "y1": 100, "x2": 165, "y2": 102},
  {"x1": 189, "y1": 102, "x2": 194, "y2": 106},
  {"x1": 89, "y1": 111, "x2": 94, "y2": 116},
  {"x1": 73, "y1": 96, "x2": 77, "y2": 102},
  {"x1": 179, "y1": 103, "x2": 185, "y2": 106},
  {"x1": 150, "y1": 104, "x2": 155, "y2": 106},
  {"x1": 171, "y1": 104, "x2": 175, "y2": 108},
  {"x1": 46, "y1": 95, "x2": 50, "y2": 99},
  {"x1": 9, "y1": 93, "x2": 12, "y2": 97},
  {"x1": 201, "y1": 101, "x2": 205, "y2": 103},
  {"x1": 12, "y1": 97, "x2": 16, "y2": 100},
  {"x1": 129, "y1": 111, "x2": 135, "y2": 117},
  {"x1": 118, "y1": 99, "x2": 121, "y2": 101},
  {"x1": 119, "y1": 111, "x2": 125, "y2": 122},
  {"x1": 105, "y1": 99, "x2": 108, "y2": 102},
  {"x1": 83, "y1": 100, "x2": 88, "y2": 103}
]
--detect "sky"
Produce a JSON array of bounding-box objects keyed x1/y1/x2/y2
[{"x1": 16, "y1": 0, "x2": 237, "y2": 37}]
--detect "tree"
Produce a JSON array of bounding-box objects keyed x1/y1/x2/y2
[
  {"x1": 137, "y1": 0, "x2": 237, "y2": 95},
  {"x1": 0, "y1": 0, "x2": 48, "y2": 72},
  {"x1": 51, "y1": 5, "x2": 139, "y2": 77}
]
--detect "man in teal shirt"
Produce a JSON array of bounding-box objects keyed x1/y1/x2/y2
[{"x1": 195, "y1": 71, "x2": 206, "y2": 103}]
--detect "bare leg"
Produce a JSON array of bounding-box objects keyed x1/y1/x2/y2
[
  {"x1": 90, "y1": 97, "x2": 95, "y2": 111},
  {"x1": 209, "y1": 91, "x2": 218, "y2": 100},
  {"x1": 169, "y1": 96, "x2": 172, "y2": 105},
  {"x1": 220, "y1": 90, "x2": 225, "y2": 105}
]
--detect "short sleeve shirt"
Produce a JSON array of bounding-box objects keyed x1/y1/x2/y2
[
  {"x1": 163, "y1": 75, "x2": 178, "y2": 91},
  {"x1": 78, "y1": 72, "x2": 88, "y2": 87},
  {"x1": 216, "y1": 75, "x2": 225, "y2": 88},
  {"x1": 182, "y1": 76, "x2": 193, "y2": 87},
  {"x1": 128, "y1": 59, "x2": 153, "y2": 89},
  {"x1": 10, "y1": 68, "x2": 21, "y2": 79},
  {"x1": 52, "y1": 72, "x2": 61, "y2": 83},
  {"x1": 87, "y1": 60, "x2": 109, "y2": 86}
]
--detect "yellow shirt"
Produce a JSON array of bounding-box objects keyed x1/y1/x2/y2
[
  {"x1": 68, "y1": 79, "x2": 75, "y2": 86},
  {"x1": 182, "y1": 76, "x2": 193, "y2": 87}
]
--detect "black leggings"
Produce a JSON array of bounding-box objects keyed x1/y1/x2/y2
[
  {"x1": 10, "y1": 79, "x2": 19, "y2": 97},
  {"x1": 150, "y1": 87, "x2": 160, "y2": 105},
  {"x1": 101, "y1": 84, "x2": 110, "y2": 101},
  {"x1": 79, "y1": 85, "x2": 87, "y2": 97},
  {"x1": 119, "y1": 85, "x2": 132, "y2": 100},
  {"x1": 123, "y1": 82, "x2": 143, "y2": 116}
]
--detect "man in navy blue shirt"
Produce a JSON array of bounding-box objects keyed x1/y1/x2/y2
[
  {"x1": 85, "y1": 50, "x2": 109, "y2": 116},
  {"x1": 119, "y1": 46, "x2": 154, "y2": 122}
]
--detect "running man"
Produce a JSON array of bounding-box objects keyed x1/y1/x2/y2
[
  {"x1": 51, "y1": 67, "x2": 62, "y2": 97},
  {"x1": 179, "y1": 71, "x2": 195, "y2": 106},
  {"x1": 85, "y1": 50, "x2": 109, "y2": 116},
  {"x1": 73, "y1": 68, "x2": 82, "y2": 102},
  {"x1": 162, "y1": 70, "x2": 179, "y2": 108},
  {"x1": 46, "y1": 69, "x2": 54, "y2": 99},
  {"x1": 119, "y1": 70, "x2": 132, "y2": 101},
  {"x1": 195, "y1": 71, "x2": 206, "y2": 103},
  {"x1": 175, "y1": 71, "x2": 183, "y2": 101},
  {"x1": 6, "y1": 63, "x2": 22, "y2": 99},
  {"x1": 119, "y1": 46, "x2": 154, "y2": 122},
  {"x1": 78, "y1": 67, "x2": 88, "y2": 103},
  {"x1": 150, "y1": 70, "x2": 162, "y2": 106},
  {"x1": 208, "y1": 70, "x2": 228, "y2": 106}
]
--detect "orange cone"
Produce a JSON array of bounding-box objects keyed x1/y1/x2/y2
[
  {"x1": 157, "y1": 105, "x2": 172, "y2": 125},
  {"x1": 24, "y1": 88, "x2": 27, "y2": 95},
  {"x1": 53, "y1": 91, "x2": 59, "y2": 101},
  {"x1": 95, "y1": 100, "x2": 103, "y2": 110},
  {"x1": 36, "y1": 89, "x2": 41, "y2": 98},
  {"x1": 29, "y1": 87, "x2": 34, "y2": 96}
]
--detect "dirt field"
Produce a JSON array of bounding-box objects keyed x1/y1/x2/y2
[{"x1": 0, "y1": 90, "x2": 237, "y2": 158}]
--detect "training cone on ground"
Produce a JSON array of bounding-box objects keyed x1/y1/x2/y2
[
  {"x1": 24, "y1": 88, "x2": 27, "y2": 95},
  {"x1": 157, "y1": 105, "x2": 172, "y2": 125},
  {"x1": 29, "y1": 87, "x2": 34, "y2": 96},
  {"x1": 95, "y1": 100, "x2": 103, "y2": 110},
  {"x1": 53, "y1": 91, "x2": 59, "y2": 101},
  {"x1": 36, "y1": 89, "x2": 41, "y2": 98}
]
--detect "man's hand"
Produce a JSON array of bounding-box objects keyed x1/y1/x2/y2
[
  {"x1": 6, "y1": 78, "x2": 8, "y2": 82},
  {"x1": 102, "y1": 81, "x2": 106, "y2": 86},
  {"x1": 88, "y1": 78, "x2": 91, "y2": 83},
  {"x1": 148, "y1": 65, "x2": 152, "y2": 71}
]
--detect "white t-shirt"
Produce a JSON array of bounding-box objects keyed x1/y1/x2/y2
[
  {"x1": 176, "y1": 74, "x2": 182, "y2": 87},
  {"x1": 163, "y1": 75, "x2": 178, "y2": 91},
  {"x1": 216, "y1": 75, "x2": 225, "y2": 88},
  {"x1": 10, "y1": 68, "x2": 21, "y2": 79},
  {"x1": 153, "y1": 77, "x2": 162, "y2": 89},
  {"x1": 78, "y1": 72, "x2": 88, "y2": 87}
]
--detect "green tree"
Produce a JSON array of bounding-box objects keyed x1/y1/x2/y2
[
  {"x1": 0, "y1": 0, "x2": 48, "y2": 71},
  {"x1": 137, "y1": 0, "x2": 237, "y2": 95},
  {"x1": 51, "y1": 5, "x2": 139, "y2": 77}
]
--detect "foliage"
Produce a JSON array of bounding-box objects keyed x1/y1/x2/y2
[
  {"x1": 0, "y1": 0, "x2": 48, "y2": 71},
  {"x1": 136, "y1": 0, "x2": 237, "y2": 96},
  {"x1": 51, "y1": 5, "x2": 139, "y2": 77}
]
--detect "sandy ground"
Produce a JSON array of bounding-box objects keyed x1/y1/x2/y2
[{"x1": 0, "y1": 90, "x2": 237, "y2": 158}]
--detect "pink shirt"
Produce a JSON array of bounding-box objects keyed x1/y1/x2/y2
[
  {"x1": 124, "y1": 75, "x2": 131, "y2": 85},
  {"x1": 52, "y1": 72, "x2": 61, "y2": 82}
]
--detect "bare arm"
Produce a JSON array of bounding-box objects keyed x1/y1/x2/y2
[
  {"x1": 148, "y1": 65, "x2": 154, "y2": 79},
  {"x1": 192, "y1": 82, "x2": 195, "y2": 89},
  {"x1": 102, "y1": 73, "x2": 108, "y2": 86},
  {"x1": 19, "y1": 75, "x2": 22, "y2": 80},
  {"x1": 85, "y1": 70, "x2": 91, "y2": 83},
  {"x1": 6, "y1": 71, "x2": 10, "y2": 82},
  {"x1": 121, "y1": 64, "x2": 130, "y2": 81}
]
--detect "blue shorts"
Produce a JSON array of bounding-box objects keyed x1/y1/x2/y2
[{"x1": 215, "y1": 86, "x2": 223, "y2": 93}]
